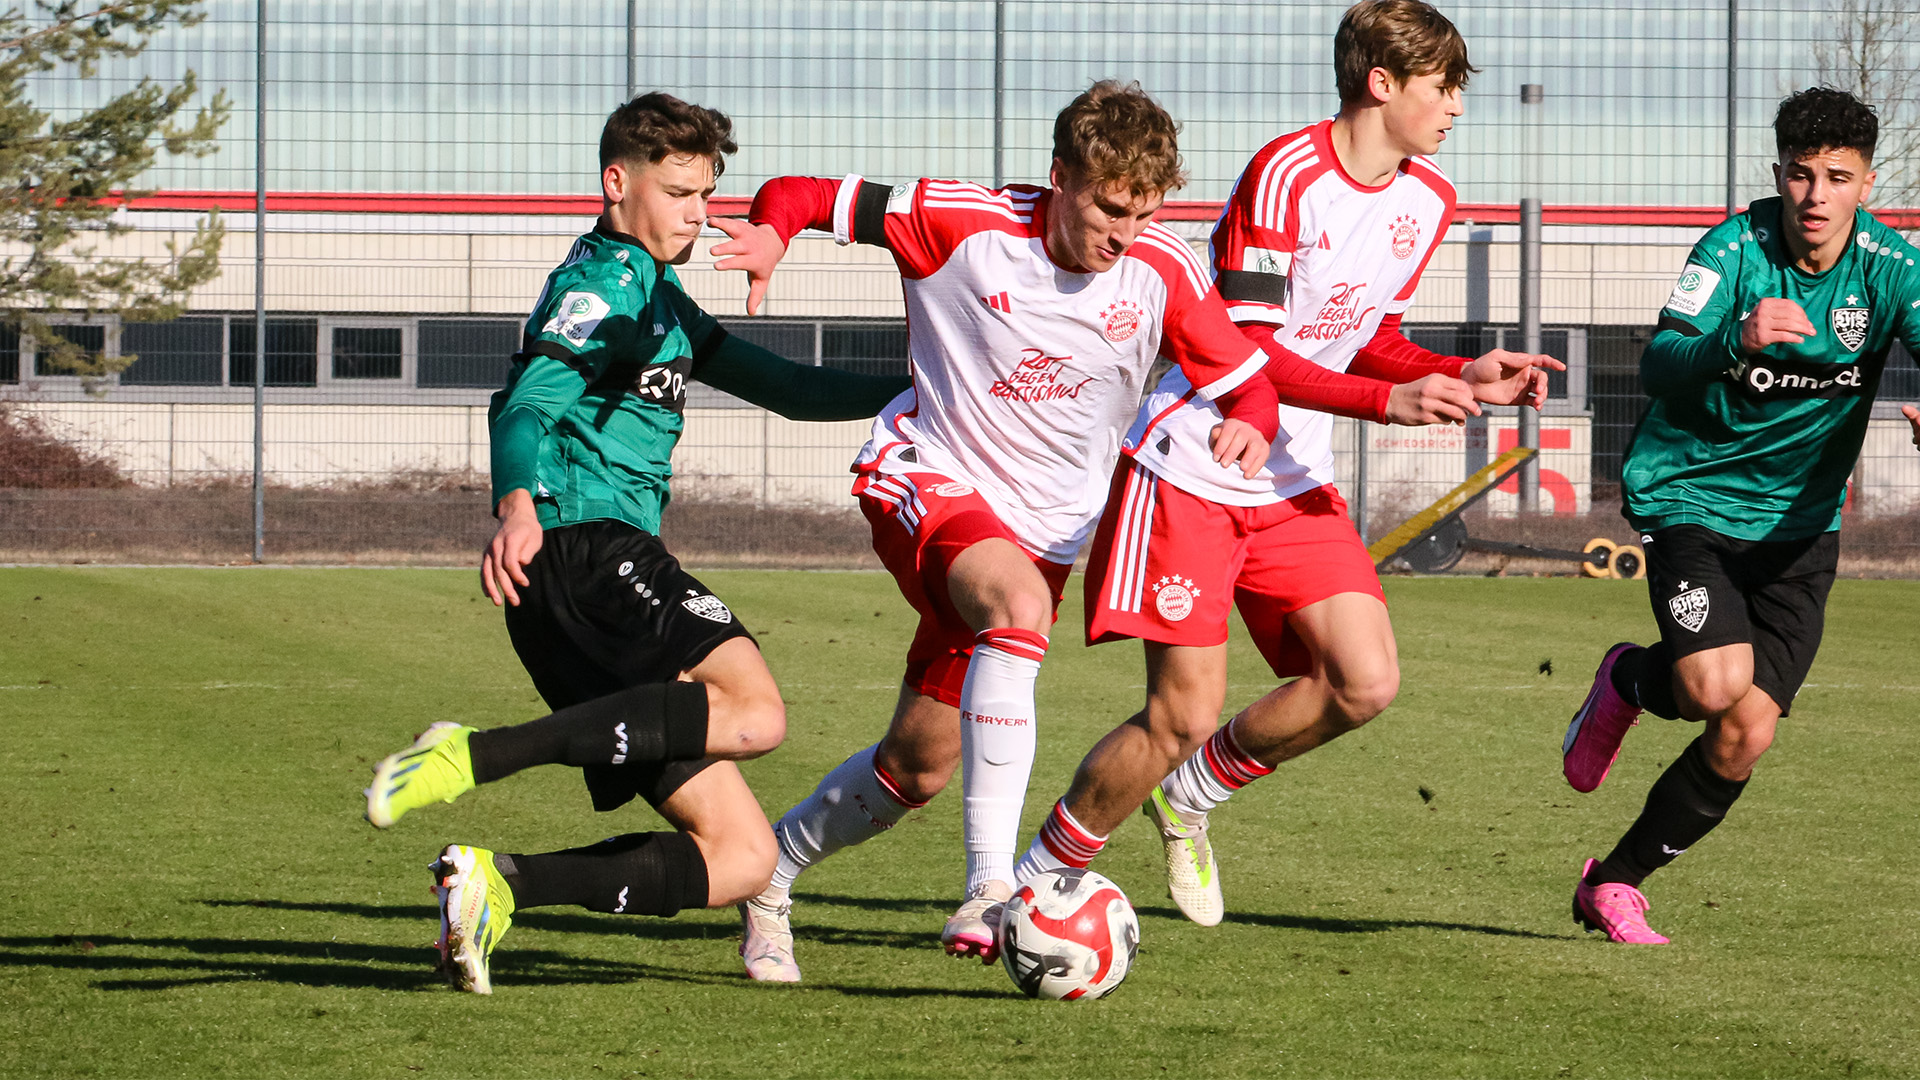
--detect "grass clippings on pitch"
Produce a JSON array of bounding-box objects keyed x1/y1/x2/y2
[{"x1": 2, "y1": 568, "x2": 1916, "y2": 1079}]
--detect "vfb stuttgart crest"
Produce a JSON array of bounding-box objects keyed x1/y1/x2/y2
[
  {"x1": 682, "y1": 590, "x2": 733, "y2": 624},
  {"x1": 1389, "y1": 214, "x2": 1420, "y2": 259},
  {"x1": 1831, "y1": 304, "x2": 1870, "y2": 352},
  {"x1": 1668, "y1": 584, "x2": 1710, "y2": 633},
  {"x1": 1151, "y1": 574, "x2": 1200, "y2": 622},
  {"x1": 1101, "y1": 299, "x2": 1143, "y2": 344}
]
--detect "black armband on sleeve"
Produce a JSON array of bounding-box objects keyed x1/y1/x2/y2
[
  {"x1": 1656, "y1": 316, "x2": 1704, "y2": 338},
  {"x1": 852, "y1": 181, "x2": 894, "y2": 247},
  {"x1": 522, "y1": 339, "x2": 588, "y2": 370},
  {"x1": 1216, "y1": 269, "x2": 1289, "y2": 307}
]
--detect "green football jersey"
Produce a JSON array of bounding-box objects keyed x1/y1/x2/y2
[
  {"x1": 1624, "y1": 196, "x2": 1920, "y2": 540},
  {"x1": 489, "y1": 225, "x2": 722, "y2": 534}
]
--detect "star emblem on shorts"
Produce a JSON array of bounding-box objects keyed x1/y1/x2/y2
[
  {"x1": 1678, "y1": 580, "x2": 1689, "y2": 591},
  {"x1": 1151, "y1": 575, "x2": 1199, "y2": 596}
]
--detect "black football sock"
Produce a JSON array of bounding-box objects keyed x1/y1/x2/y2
[
  {"x1": 1607, "y1": 642, "x2": 1682, "y2": 720},
  {"x1": 467, "y1": 681, "x2": 709, "y2": 783},
  {"x1": 497, "y1": 832, "x2": 709, "y2": 915},
  {"x1": 1585, "y1": 737, "x2": 1746, "y2": 888}
]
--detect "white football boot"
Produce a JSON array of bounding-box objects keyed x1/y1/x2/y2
[
  {"x1": 941, "y1": 879, "x2": 1013, "y2": 962},
  {"x1": 1144, "y1": 785, "x2": 1224, "y2": 927},
  {"x1": 738, "y1": 888, "x2": 801, "y2": 983}
]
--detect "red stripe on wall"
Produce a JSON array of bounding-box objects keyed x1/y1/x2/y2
[{"x1": 109, "y1": 191, "x2": 1920, "y2": 230}]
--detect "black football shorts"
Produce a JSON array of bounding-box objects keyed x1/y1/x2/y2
[
  {"x1": 1640, "y1": 524, "x2": 1838, "y2": 716},
  {"x1": 503, "y1": 519, "x2": 754, "y2": 811}
]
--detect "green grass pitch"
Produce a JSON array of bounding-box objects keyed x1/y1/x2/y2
[{"x1": 3, "y1": 567, "x2": 1917, "y2": 1078}]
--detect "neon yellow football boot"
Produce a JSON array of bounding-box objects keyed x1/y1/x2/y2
[
  {"x1": 365, "y1": 722, "x2": 476, "y2": 827},
  {"x1": 430, "y1": 844, "x2": 516, "y2": 994}
]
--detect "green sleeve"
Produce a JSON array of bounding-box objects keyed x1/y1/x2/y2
[
  {"x1": 1640, "y1": 321, "x2": 1744, "y2": 397},
  {"x1": 489, "y1": 355, "x2": 584, "y2": 507},
  {"x1": 693, "y1": 331, "x2": 912, "y2": 421},
  {"x1": 528, "y1": 277, "x2": 636, "y2": 379},
  {"x1": 1641, "y1": 226, "x2": 1742, "y2": 397}
]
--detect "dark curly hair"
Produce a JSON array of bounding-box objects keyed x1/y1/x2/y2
[
  {"x1": 600, "y1": 92, "x2": 738, "y2": 176},
  {"x1": 1775, "y1": 86, "x2": 1878, "y2": 164}
]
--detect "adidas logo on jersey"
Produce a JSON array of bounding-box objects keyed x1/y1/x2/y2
[
  {"x1": 1316, "y1": 232, "x2": 1332, "y2": 250},
  {"x1": 980, "y1": 291, "x2": 1013, "y2": 312}
]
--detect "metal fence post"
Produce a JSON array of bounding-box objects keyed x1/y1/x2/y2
[
  {"x1": 1518, "y1": 83, "x2": 1544, "y2": 515},
  {"x1": 252, "y1": 0, "x2": 267, "y2": 562},
  {"x1": 1726, "y1": 0, "x2": 1738, "y2": 215},
  {"x1": 626, "y1": 0, "x2": 638, "y2": 100},
  {"x1": 992, "y1": 0, "x2": 1005, "y2": 188}
]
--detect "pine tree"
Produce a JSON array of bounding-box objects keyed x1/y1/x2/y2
[{"x1": 1, "y1": 2, "x2": 228, "y2": 384}]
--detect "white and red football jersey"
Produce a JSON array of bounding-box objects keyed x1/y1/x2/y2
[
  {"x1": 814, "y1": 174, "x2": 1267, "y2": 562},
  {"x1": 1124, "y1": 118, "x2": 1457, "y2": 505}
]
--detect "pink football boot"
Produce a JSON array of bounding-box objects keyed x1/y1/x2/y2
[
  {"x1": 1563, "y1": 643, "x2": 1645, "y2": 792},
  {"x1": 1573, "y1": 859, "x2": 1669, "y2": 944}
]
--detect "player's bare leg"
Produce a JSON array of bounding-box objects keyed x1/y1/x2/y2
[
  {"x1": 1013, "y1": 643, "x2": 1226, "y2": 920},
  {"x1": 1574, "y1": 643, "x2": 1775, "y2": 943},
  {"x1": 1143, "y1": 593, "x2": 1398, "y2": 923},
  {"x1": 742, "y1": 685, "x2": 959, "y2": 982}
]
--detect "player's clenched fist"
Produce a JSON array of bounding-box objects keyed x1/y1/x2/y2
[
  {"x1": 481, "y1": 488, "x2": 544, "y2": 607},
  {"x1": 1739, "y1": 297, "x2": 1817, "y2": 355},
  {"x1": 1207, "y1": 418, "x2": 1271, "y2": 479},
  {"x1": 1904, "y1": 403, "x2": 1920, "y2": 451},
  {"x1": 1384, "y1": 373, "x2": 1480, "y2": 426}
]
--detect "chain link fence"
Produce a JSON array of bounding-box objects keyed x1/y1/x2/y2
[{"x1": 4, "y1": 1, "x2": 1917, "y2": 572}]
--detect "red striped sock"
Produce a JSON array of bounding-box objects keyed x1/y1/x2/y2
[
  {"x1": 1202, "y1": 720, "x2": 1274, "y2": 791},
  {"x1": 974, "y1": 626, "x2": 1049, "y2": 663},
  {"x1": 1036, "y1": 800, "x2": 1107, "y2": 868}
]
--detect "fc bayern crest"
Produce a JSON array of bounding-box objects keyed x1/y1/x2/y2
[
  {"x1": 1389, "y1": 214, "x2": 1420, "y2": 260},
  {"x1": 1831, "y1": 305, "x2": 1870, "y2": 352},
  {"x1": 1668, "y1": 586, "x2": 1710, "y2": 633},
  {"x1": 1151, "y1": 575, "x2": 1199, "y2": 622},
  {"x1": 1100, "y1": 300, "x2": 1143, "y2": 344}
]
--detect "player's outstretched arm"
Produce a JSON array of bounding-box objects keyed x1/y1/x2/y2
[
  {"x1": 695, "y1": 331, "x2": 911, "y2": 421},
  {"x1": 712, "y1": 175, "x2": 849, "y2": 315},
  {"x1": 1903, "y1": 403, "x2": 1920, "y2": 451}
]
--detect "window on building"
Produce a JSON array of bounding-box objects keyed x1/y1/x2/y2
[
  {"x1": 332, "y1": 326, "x2": 404, "y2": 380},
  {"x1": 717, "y1": 318, "x2": 817, "y2": 365},
  {"x1": 822, "y1": 320, "x2": 909, "y2": 377},
  {"x1": 34, "y1": 323, "x2": 107, "y2": 376},
  {"x1": 418, "y1": 319, "x2": 518, "y2": 388},
  {"x1": 229, "y1": 318, "x2": 319, "y2": 387},
  {"x1": 119, "y1": 317, "x2": 226, "y2": 385},
  {"x1": 0, "y1": 324, "x2": 17, "y2": 383}
]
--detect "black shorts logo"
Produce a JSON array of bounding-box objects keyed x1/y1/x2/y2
[
  {"x1": 682, "y1": 591, "x2": 732, "y2": 623},
  {"x1": 1669, "y1": 585, "x2": 1710, "y2": 633}
]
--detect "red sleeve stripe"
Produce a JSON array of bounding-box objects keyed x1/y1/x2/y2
[
  {"x1": 830, "y1": 173, "x2": 864, "y2": 244},
  {"x1": 1132, "y1": 225, "x2": 1211, "y2": 297},
  {"x1": 1253, "y1": 134, "x2": 1319, "y2": 234}
]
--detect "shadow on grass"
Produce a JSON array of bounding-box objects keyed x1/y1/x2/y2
[
  {"x1": 200, "y1": 898, "x2": 934, "y2": 951},
  {"x1": 1135, "y1": 904, "x2": 1567, "y2": 941},
  {"x1": 0, "y1": 933, "x2": 1011, "y2": 999}
]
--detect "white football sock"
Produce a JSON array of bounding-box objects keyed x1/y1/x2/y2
[
  {"x1": 1013, "y1": 798, "x2": 1107, "y2": 883},
  {"x1": 1161, "y1": 718, "x2": 1273, "y2": 821},
  {"x1": 769, "y1": 742, "x2": 920, "y2": 895},
  {"x1": 959, "y1": 628, "x2": 1048, "y2": 894}
]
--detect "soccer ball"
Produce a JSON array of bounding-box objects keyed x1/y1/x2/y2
[{"x1": 998, "y1": 868, "x2": 1139, "y2": 1000}]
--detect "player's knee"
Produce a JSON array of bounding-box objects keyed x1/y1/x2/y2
[
  {"x1": 708, "y1": 682, "x2": 787, "y2": 758},
  {"x1": 1677, "y1": 669, "x2": 1750, "y2": 719},
  {"x1": 995, "y1": 588, "x2": 1055, "y2": 635},
  {"x1": 1329, "y1": 663, "x2": 1399, "y2": 729},
  {"x1": 1145, "y1": 698, "x2": 1224, "y2": 761}
]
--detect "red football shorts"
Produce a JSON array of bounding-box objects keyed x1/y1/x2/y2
[
  {"x1": 855, "y1": 469, "x2": 1071, "y2": 707},
  {"x1": 1083, "y1": 457, "x2": 1384, "y2": 678}
]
